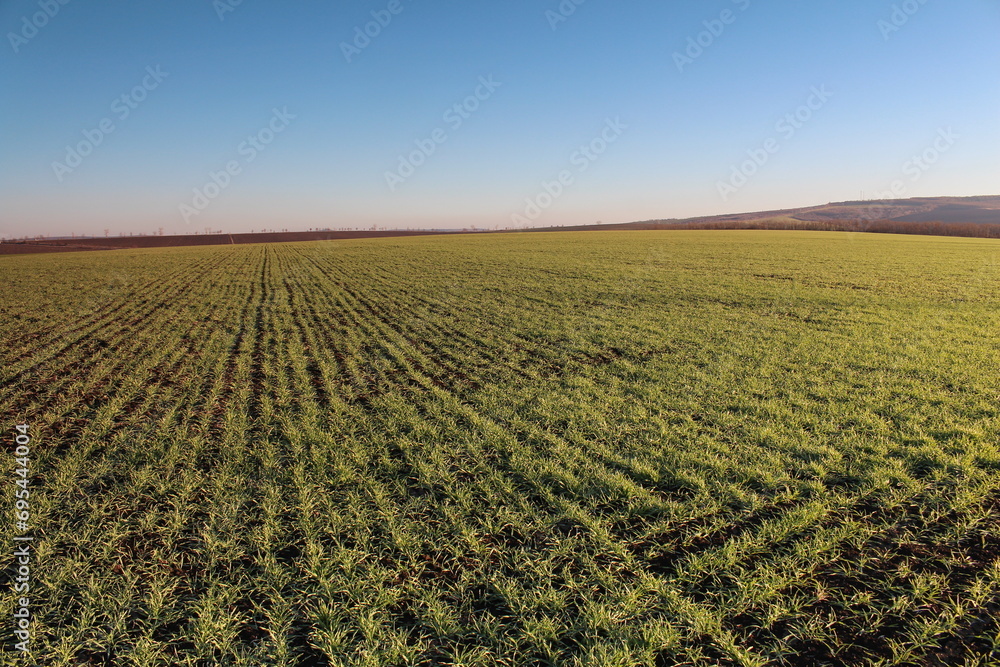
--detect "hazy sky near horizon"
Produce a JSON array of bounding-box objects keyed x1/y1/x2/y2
[{"x1": 1, "y1": 0, "x2": 998, "y2": 237}]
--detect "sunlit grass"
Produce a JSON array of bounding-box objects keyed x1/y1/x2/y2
[{"x1": 1, "y1": 230, "x2": 998, "y2": 665}]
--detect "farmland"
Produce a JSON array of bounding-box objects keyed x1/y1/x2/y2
[{"x1": 2, "y1": 230, "x2": 999, "y2": 666}]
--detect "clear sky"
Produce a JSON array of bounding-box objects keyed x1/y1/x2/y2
[{"x1": 1, "y1": 0, "x2": 998, "y2": 237}]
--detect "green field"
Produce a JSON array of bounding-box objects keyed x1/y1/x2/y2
[{"x1": 2, "y1": 231, "x2": 999, "y2": 666}]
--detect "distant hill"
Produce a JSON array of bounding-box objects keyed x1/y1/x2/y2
[
  {"x1": 790, "y1": 196, "x2": 1000, "y2": 225},
  {"x1": 535, "y1": 196, "x2": 1000, "y2": 236}
]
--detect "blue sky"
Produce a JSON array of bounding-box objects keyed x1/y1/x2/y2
[{"x1": 1, "y1": 0, "x2": 998, "y2": 237}]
